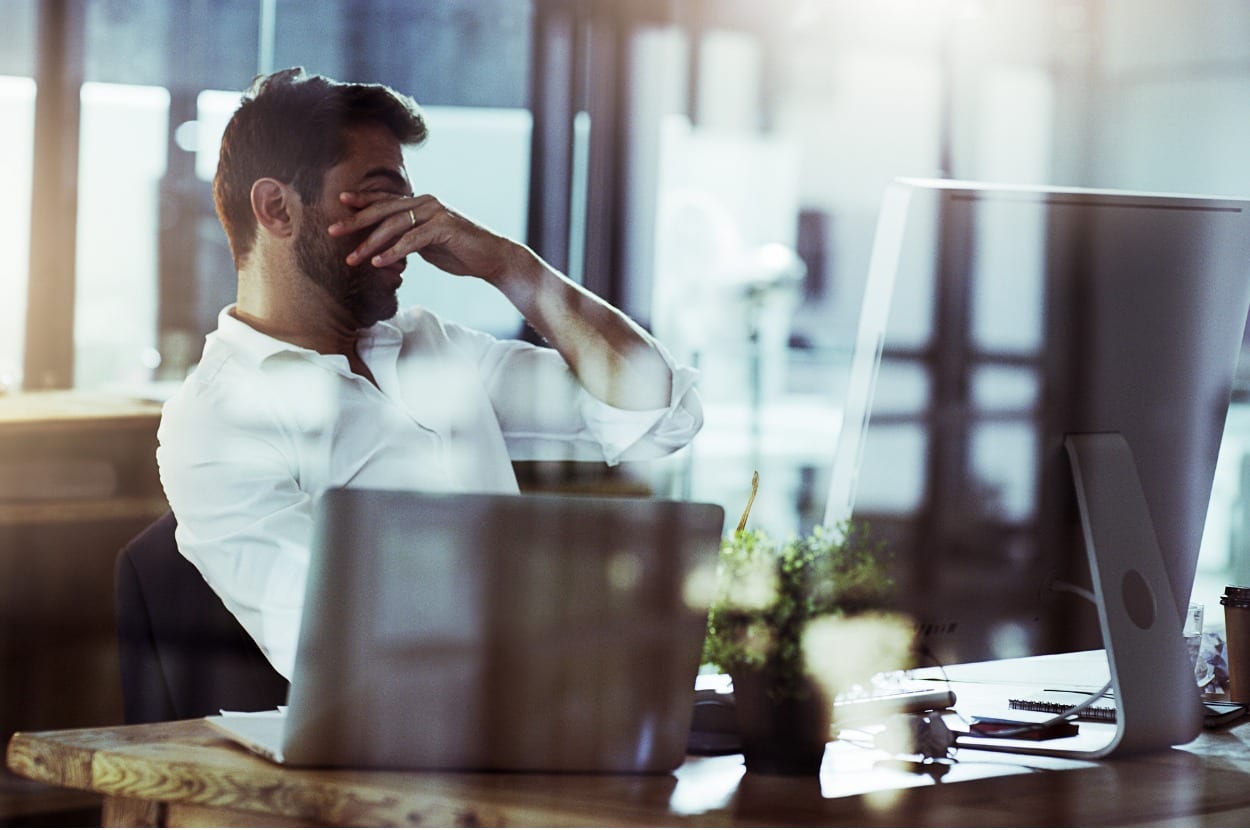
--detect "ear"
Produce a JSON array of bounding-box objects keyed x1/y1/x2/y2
[{"x1": 250, "y1": 178, "x2": 298, "y2": 240}]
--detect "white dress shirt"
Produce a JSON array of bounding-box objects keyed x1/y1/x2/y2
[{"x1": 157, "y1": 304, "x2": 702, "y2": 679}]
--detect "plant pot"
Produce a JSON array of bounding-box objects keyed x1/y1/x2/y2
[{"x1": 731, "y1": 668, "x2": 831, "y2": 775}]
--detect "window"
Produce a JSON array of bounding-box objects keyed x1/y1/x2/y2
[
  {"x1": 0, "y1": 75, "x2": 36, "y2": 391},
  {"x1": 0, "y1": 0, "x2": 38, "y2": 391},
  {"x1": 19, "y1": 0, "x2": 534, "y2": 390}
]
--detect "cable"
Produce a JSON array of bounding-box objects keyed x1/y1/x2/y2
[
  {"x1": 1048, "y1": 577, "x2": 1097, "y2": 605},
  {"x1": 841, "y1": 574, "x2": 1111, "y2": 757},
  {"x1": 964, "y1": 679, "x2": 1113, "y2": 740},
  {"x1": 912, "y1": 586, "x2": 1115, "y2": 742}
]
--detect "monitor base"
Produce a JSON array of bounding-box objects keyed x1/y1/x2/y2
[{"x1": 1063, "y1": 432, "x2": 1204, "y2": 757}]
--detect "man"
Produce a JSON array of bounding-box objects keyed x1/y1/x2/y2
[{"x1": 157, "y1": 68, "x2": 703, "y2": 680}]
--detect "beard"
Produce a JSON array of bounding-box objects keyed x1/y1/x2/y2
[{"x1": 295, "y1": 203, "x2": 400, "y2": 329}]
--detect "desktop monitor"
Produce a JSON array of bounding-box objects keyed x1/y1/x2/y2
[{"x1": 825, "y1": 179, "x2": 1250, "y2": 755}]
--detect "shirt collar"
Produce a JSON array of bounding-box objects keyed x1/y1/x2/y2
[{"x1": 213, "y1": 304, "x2": 404, "y2": 369}]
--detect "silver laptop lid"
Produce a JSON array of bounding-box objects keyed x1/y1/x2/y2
[{"x1": 283, "y1": 489, "x2": 724, "y2": 772}]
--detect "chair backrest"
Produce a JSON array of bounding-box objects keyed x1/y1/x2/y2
[{"x1": 114, "y1": 512, "x2": 289, "y2": 723}]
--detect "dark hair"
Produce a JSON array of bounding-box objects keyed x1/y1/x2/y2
[{"x1": 213, "y1": 67, "x2": 428, "y2": 268}]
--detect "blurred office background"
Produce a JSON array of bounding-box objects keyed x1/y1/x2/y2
[{"x1": 4, "y1": 0, "x2": 1250, "y2": 819}]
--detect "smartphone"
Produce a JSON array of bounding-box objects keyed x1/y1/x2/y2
[
  {"x1": 1202, "y1": 701, "x2": 1248, "y2": 728},
  {"x1": 967, "y1": 717, "x2": 1079, "y2": 741}
]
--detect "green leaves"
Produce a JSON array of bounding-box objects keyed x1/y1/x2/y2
[{"x1": 701, "y1": 520, "x2": 896, "y2": 697}]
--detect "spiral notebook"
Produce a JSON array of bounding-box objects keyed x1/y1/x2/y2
[{"x1": 1008, "y1": 697, "x2": 1117, "y2": 723}]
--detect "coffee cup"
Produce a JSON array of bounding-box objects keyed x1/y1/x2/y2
[{"x1": 1220, "y1": 586, "x2": 1250, "y2": 702}]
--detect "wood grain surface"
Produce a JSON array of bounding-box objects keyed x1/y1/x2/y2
[{"x1": 9, "y1": 717, "x2": 1250, "y2": 827}]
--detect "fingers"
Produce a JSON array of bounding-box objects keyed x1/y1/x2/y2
[
  {"x1": 346, "y1": 210, "x2": 415, "y2": 267},
  {"x1": 329, "y1": 193, "x2": 442, "y2": 267},
  {"x1": 324, "y1": 192, "x2": 511, "y2": 278},
  {"x1": 335, "y1": 191, "x2": 433, "y2": 224}
]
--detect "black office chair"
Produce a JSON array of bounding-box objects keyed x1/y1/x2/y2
[{"x1": 114, "y1": 512, "x2": 289, "y2": 723}]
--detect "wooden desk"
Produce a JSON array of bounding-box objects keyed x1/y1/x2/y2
[
  {"x1": 8, "y1": 715, "x2": 1250, "y2": 827},
  {"x1": 0, "y1": 390, "x2": 167, "y2": 526}
]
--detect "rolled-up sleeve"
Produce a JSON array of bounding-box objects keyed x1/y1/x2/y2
[{"x1": 575, "y1": 341, "x2": 702, "y2": 464}]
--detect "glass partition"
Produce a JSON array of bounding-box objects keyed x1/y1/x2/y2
[
  {"x1": 0, "y1": 76, "x2": 36, "y2": 392},
  {"x1": 48, "y1": 0, "x2": 535, "y2": 390}
]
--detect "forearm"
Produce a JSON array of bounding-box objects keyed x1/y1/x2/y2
[
  {"x1": 331, "y1": 193, "x2": 675, "y2": 410},
  {"x1": 493, "y1": 247, "x2": 673, "y2": 411}
]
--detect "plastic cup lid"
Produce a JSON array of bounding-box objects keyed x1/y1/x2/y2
[{"x1": 1221, "y1": 586, "x2": 1250, "y2": 608}]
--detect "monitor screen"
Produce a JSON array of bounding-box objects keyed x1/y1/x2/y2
[{"x1": 827, "y1": 179, "x2": 1250, "y2": 668}]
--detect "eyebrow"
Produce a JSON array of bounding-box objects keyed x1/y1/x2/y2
[{"x1": 359, "y1": 166, "x2": 410, "y2": 192}]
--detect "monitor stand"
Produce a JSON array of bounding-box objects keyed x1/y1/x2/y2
[{"x1": 1062, "y1": 432, "x2": 1204, "y2": 757}]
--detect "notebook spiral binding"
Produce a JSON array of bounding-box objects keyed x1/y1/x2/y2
[{"x1": 1008, "y1": 698, "x2": 1117, "y2": 723}]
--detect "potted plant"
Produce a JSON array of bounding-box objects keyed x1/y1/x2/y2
[{"x1": 701, "y1": 475, "x2": 905, "y2": 775}]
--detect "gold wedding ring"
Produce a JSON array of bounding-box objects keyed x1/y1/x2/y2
[{"x1": 407, "y1": 208, "x2": 417, "y2": 228}]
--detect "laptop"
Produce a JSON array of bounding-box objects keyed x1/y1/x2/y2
[{"x1": 207, "y1": 488, "x2": 725, "y2": 773}]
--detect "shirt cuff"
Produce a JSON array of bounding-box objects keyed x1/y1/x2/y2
[{"x1": 576, "y1": 341, "x2": 703, "y2": 465}]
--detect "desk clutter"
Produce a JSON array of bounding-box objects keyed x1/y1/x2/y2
[
  {"x1": 10, "y1": 664, "x2": 1250, "y2": 827},
  {"x1": 1000, "y1": 696, "x2": 1248, "y2": 728},
  {"x1": 689, "y1": 659, "x2": 1250, "y2": 776},
  {"x1": 688, "y1": 679, "x2": 961, "y2": 759}
]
